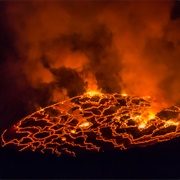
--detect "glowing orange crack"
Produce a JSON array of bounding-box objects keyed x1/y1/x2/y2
[{"x1": 1, "y1": 92, "x2": 180, "y2": 156}]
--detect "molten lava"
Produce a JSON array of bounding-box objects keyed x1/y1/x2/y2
[{"x1": 1, "y1": 92, "x2": 180, "y2": 156}]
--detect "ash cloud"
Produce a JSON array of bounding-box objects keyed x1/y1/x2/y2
[{"x1": 1, "y1": 1, "x2": 180, "y2": 131}]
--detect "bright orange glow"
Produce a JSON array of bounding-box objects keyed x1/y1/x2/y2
[
  {"x1": 79, "y1": 121, "x2": 90, "y2": 128},
  {"x1": 1, "y1": 92, "x2": 180, "y2": 156},
  {"x1": 70, "y1": 129, "x2": 76, "y2": 134},
  {"x1": 138, "y1": 122, "x2": 146, "y2": 129},
  {"x1": 61, "y1": 137, "x2": 66, "y2": 141},
  {"x1": 121, "y1": 93, "x2": 127, "y2": 97},
  {"x1": 85, "y1": 91, "x2": 102, "y2": 97},
  {"x1": 148, "y1": 112, "x2": 155, "y2": 120},
  {"x1": 164, "y1": 120, "x2": 179, "y2": 127}
]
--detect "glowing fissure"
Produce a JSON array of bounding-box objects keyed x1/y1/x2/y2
[{"x1": 1, "y1": 92, "x2": 180, "y2": 156}]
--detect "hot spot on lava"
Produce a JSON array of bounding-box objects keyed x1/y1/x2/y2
[{"x1": 1, "y1": 92, "x2": 180, "y2": 156}]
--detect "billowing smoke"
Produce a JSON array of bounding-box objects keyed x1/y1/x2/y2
[{"x1": 0, "y1": 1, "x2": 180, "y2": 132}]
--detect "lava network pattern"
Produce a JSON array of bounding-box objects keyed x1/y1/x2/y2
[{"x1": 1, "y1": 93, "x2": 180, "y2": 156}]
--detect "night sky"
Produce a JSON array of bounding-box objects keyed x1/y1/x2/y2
[{"x1": 1, "y1": 1, "x2": 180, "y2": 179}]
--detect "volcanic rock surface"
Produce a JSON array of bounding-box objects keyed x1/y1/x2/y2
[{"x1": 2, "y1": 92, "x2": 180, "y2": 156}]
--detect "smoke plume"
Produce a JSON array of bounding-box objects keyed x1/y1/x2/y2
[{"x1": 0, "y1": 0, "x2": 180, "y2": 132}]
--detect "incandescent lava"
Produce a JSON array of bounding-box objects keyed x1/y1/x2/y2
[{"x1": 1, "y1": 92, "x2": 180, "y2": 156}]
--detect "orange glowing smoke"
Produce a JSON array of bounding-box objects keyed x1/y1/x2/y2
[
  {"x1": 2, "y1": 92, "x2": 180, "y2": 156},
  {"x1": 5, "y1": 1, "x2": 180, "y2": 105}
]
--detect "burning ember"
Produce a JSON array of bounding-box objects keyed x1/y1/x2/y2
[{"x1": 2, "y1": 92, "x2": 180, "y2": 156}]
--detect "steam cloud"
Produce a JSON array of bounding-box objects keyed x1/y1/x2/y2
[{"x1": 0, "y1": 1, "x2": 180, "y2": 132}]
